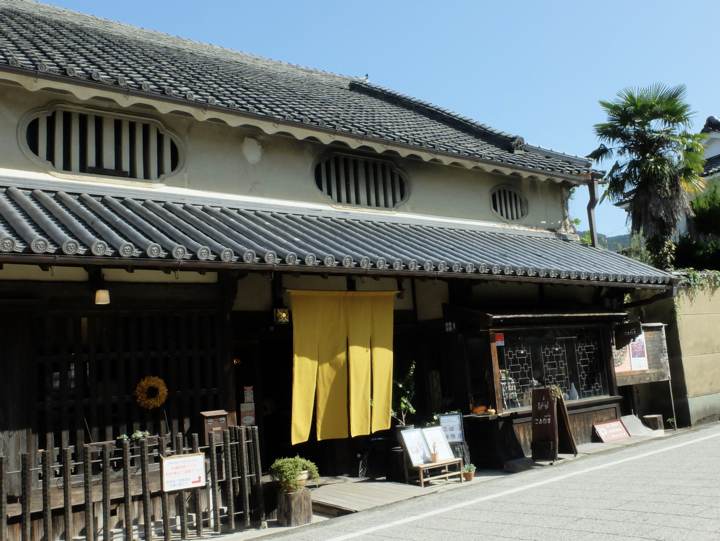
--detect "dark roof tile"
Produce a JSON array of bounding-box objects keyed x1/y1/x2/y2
[{"x1": 0, "y1": 0, "x2": 595, "y2": 178}]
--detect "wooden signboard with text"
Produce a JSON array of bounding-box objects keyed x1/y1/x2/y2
[{"x1": 531, "y1": 388, "x2": 558, "y2": 461}]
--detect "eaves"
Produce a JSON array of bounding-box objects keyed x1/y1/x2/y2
[{"x1": 0, "y1": 66, "x2": 598, "y2": 186}]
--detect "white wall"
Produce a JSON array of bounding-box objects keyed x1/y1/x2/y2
[{"x1": 0, "y1": 82, "x2": 569, "y2": 229}]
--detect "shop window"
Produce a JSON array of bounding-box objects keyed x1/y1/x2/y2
[{"x1": 496, "y1": 327, "x2": 608, "y2": 411}]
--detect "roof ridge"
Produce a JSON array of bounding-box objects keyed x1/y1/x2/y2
[
  {"x1": 0, "y1": 0, "x2": 356, "y2": 83},
  {"x1": 350, "y1": 80, "x2": 520, "y2": 145}
]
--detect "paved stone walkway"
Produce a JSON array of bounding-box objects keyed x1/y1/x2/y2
[{"x1": 265, "y1": 423, "x2": 720, "y2": 541}]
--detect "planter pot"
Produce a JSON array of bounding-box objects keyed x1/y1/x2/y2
[
  {"x1": 280, "y1": 470, "x2": 310, "y2": 492},
  {"x1": 277, "y1": 489, "x2": 312, "y2": 527},
  {"x1": 463, "y1": 472, "x2": 475, "y2": 482},
  {"x1": 430, "y1": 452, "x2": 440, "y2": 463}
]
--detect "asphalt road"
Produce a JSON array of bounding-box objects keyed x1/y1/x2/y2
[{"x1": 267, "y1": 423, "x2": 720, "y2": 541}]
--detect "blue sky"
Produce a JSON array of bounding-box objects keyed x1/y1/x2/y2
[{"x1": 47, "y1": 0, "x2": 720, "y2": 236}]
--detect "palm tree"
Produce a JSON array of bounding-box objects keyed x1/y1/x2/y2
[{"x1": 588, "y1": 84, "x2": 706, "y2": 269}]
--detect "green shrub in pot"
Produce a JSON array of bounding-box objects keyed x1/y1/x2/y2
[{"x1": 269, "y1": 456, "x2": 319, "y2": 492}]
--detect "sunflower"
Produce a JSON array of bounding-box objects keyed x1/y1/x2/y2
[{"x1": 134, "y1": 376, "x2": 168, "y2": 410}]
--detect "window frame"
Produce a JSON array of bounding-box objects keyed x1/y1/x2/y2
[
  {"x1": 17, "y1": 102, "x2": 185, "y2": 186},
  {"x1": 311, "y1": 152, "x2": 410, "y2": 212},
  {"x1": 489, "y1": 184, "x2": 529, "y2": 223}
]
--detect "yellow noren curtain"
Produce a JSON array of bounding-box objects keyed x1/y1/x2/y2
[{"x1": 291, "y1": 290, "x2": 395, "y2": 445}]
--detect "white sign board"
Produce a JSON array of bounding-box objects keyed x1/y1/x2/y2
[
  {"x1": 161, "y1": 453, "x2": 206, "y2": 492},
  {"x1": 629, "y1": 333, "x2": 649, "y2": 371}
]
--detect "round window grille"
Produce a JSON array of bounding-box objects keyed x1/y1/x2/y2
[
  {"x1": 491, "y1": 186, "x2": 528, "y2": 222},
  {"x1": 314, "y1": 154, "x2": 408, "y2": 210}
]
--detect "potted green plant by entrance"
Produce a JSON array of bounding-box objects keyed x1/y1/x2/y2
[
  {"x1": 391, "y1": 361, "x2": 417, "y2": 440},
  {"x1": 463, "y1": 463, "x2": 476, "y2": 482},
  {"x1": 269, "y1": 456, "x2": 319, "y2": 527}
]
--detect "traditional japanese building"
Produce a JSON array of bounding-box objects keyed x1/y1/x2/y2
[{"x1": 0, "y1": 1, "x2": 676, "y2": 538}]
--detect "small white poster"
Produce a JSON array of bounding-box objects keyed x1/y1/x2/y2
[
  {"x1": 161, "y1": 453, "x2": 206, "y2": 492},
  {"x1": 629, "y1": 333, "x2": 649, "y2": 371}
]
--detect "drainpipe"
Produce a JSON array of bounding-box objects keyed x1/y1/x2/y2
[{"x1": 587, "y1": 179, "x2": 599, "y2": 248}]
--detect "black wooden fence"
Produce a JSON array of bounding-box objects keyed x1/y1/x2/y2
[{"x1": 1, "y1": 426, "x2": 264, "y2": 541}]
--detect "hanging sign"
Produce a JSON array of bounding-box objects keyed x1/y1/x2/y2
[
  {"x1": 244, "y1": 386, "x2": 254, "y2": 403},
  {"x1": 161, "y1": 453, "x2": 206, "y2": 492},
  {"x1": 614, "y1": 322, "x2": 642, "y2": 349}
]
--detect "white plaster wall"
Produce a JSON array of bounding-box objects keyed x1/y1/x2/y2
[
  {"x1": 414, "y1": 279, "x2": 449, "y2": 321},
  {"x1": 0, "y1": 83, "x2": 569, "y2": 229},
  {"x1": 0, "y1": 263, "x2": 87, "y2": 281},
  {"x1": 233, "y1": 273, "x2": 272, "y2": 311},
  {"x1": 102, "y1": 268, "x2": 217, "y2": 283}
]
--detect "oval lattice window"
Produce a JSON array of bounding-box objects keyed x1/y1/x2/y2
[
  {"x1": 491, "y1": 186, "x2": 528, "y2": 222},
  {"x1": 314, "y1": 154, "x2": 408, "y2": 210},
  {"x1": 23, "y1": 105, "x2": 182, "y2": 182}
]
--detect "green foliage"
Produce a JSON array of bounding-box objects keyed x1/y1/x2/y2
[
  {"x1": 691, "y1": 182, "x2": 720, "y2": 237},
  {"x1": 666, "y1": 418, "x2": 676, "y2": 430},
  {"x1": 618, "y1": 232, "x2": 654, "y2": 266},
  {"x1": 671, "y1": 269, "x2": 720, "y2": 319},
  {"x1": 269, "y1": 456, "x2": 319, "y2": 492},
  {"x1": 116, "y1": 434, "x2": 129, "y2": 441},
  {"x1": 463, "y1": 463, "x2": 476, "y2": 473},
  {"x1": 391, "y1": 361, "x2": 416, "y2": 426},
  {"x1": 587, "y1": 84, "x2": 706, "y2": 265},
  {"x1": 131, "y1": 430, "x2": 150, "y2": 440}
]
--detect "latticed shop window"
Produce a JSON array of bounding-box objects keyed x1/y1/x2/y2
[
  {"x1": 490, "y1": 186, "x2": 528, "y2": 222},
  {"x1": 496, "y1": 327, "x2": 608, "y2": 411},
  {"x1": 22, "y1": 105, "x2": 182, "y2": 182},
  {"x1": 314, "y1": 153, "x2": 409, "y2": 210}
]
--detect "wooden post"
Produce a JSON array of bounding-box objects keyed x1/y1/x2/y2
[
  {"x1": 63, "y1": 448, "x2": 73, "y2": 541},
  {"x1": 122, "y1": 440, "x2": 133, "y2": 541},
  {"x1": 84, "y1": 445, "x2": 95, "y2": 541},
  {"x1": 141, "y1": 439, "x2": 153, "y2": 541},
  {"x1": 102, "y1": 443, "x2": 111, "y2": 539},
  {"x1": 237, "y1": 427, "x2": 251, "y2": 527},
  {"x1": 252, "y1": 426, "x2": 266, "y2": 523},
  {"x1": 21, "y1": 453, "x2": 30, "y2": 541},
  {"x1": 223, "y1": 430, "x2": 235, "y2": 532},
  {"x1": 209, "y1": 437, "x2": 221, "y2": 533},
  {"x1": 276, "y1": 491, "x2": 312, "y2": 527},
  {"x1": 42, "y1": 450, "x2": 51, "y2": 541},
  {"x1": 0, "y1": 456, "x2": 7, "y2": 541},
  {"x1": 175, "y1": 434, "x2": 188, "y2": 540},
  {"x1": 159, "y1": 438, "x2": 171, "y2": 541},
  {"x1": 191, "y1": 434, "x2": 203, "y2": 538},
  {"x1": 230, "y1": 427, "x2": 240, "y2": 497}
]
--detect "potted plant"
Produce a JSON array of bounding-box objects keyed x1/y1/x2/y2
[
  {"x1": 269, "y1": 456, "x2": 319, "y2": 527},
  {"x1": 463, "y1": 463, "x2": 476, "y2": 482},
  {"x1": 391, "y1": 361, "x2": 417, "y2": 441},
  {"x1": 115, "y1": 434, "x2": 129, "y2": 448},
  {"x1": 269, "y1": 456, "x2": 319, "y2": 493}
]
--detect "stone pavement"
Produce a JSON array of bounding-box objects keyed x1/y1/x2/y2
[{"x1": 260, "y1": 422, "x2": 720, "y2": 541}]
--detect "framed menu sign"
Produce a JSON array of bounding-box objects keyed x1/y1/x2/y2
[{"x1": 439, "y1": 414, "x2": 464, "y2": 443}]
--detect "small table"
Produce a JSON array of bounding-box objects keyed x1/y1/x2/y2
[{"x1": 408, "y1": 458, "x2": 464, "y2": 488}]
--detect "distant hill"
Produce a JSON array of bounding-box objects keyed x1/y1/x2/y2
[{"x1": 576, "y1": 230, "x2": 630, "y2": 251}]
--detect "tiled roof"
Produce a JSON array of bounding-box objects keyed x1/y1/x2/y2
[
  {"x1": 0, "y1": 0, "x2": 595, "y2": 179},
  {"x1": 0, "y1": 181, "x2": 672, "y2": 287},
  {"x1": 703, "y1": 154, "x2": 720, "y2": 177}
]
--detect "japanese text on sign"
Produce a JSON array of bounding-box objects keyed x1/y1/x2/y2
[{"x1": 161, "y1": 453, "x2": 206, "y2": 492}]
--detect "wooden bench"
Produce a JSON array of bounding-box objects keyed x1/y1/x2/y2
[{"x1": 407, "y1": 458, "x2": 464, "y2": 488}]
